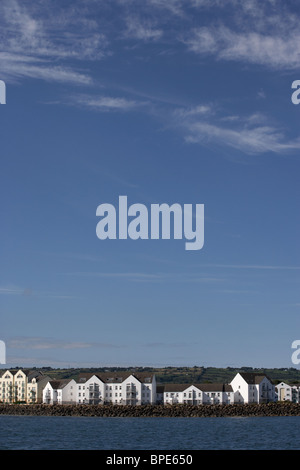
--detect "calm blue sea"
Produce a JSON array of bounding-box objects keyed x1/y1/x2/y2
[{"x1": 0, "y1": 415, "x2": 299, "y2": 450}]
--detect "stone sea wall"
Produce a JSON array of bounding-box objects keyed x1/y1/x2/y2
[{"x1": 1, "y1": 402, "x2": 300, "y2": 418}]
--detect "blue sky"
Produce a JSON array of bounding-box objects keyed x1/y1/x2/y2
[{"x1": 0, "y1": 0, "x2": 300, "y2": 369}]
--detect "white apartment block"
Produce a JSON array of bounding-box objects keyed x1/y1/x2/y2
[
  {"x1": 42, "y1": 372, "x2": 156, "y2": 405},
  {"x1": 230, "y1": 372, "x2": 275, "y2": 404},
  {"x1": 1, "y1": 368, "x2": 280, "y2": 406},
  {"x1": 76, "y1": 372, "x2": 157, "y2": 405},
  {"x1": 275, "y1": 382, "x2": 300, "y2": 403},
  {"x1": 43, "y1": 379, "x2": 77, "y2": 404},
  {"x1": 163, "y1": 383, "x2": 234, "y2": 405},
  {"x1": 0, "y1": 369, "x2": 51, "y2": 404}
]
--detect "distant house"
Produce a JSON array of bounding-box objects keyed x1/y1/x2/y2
[
  {"x1": 163, "y1": 383, "x2": 234, "y2": 405},
  {"x1": 77, "y1": 374, "x2": 104, "y2": 405},
  {"x1": 156, "y1": 384, "x2": 165, "y2": 404},
  {"x1": 291, "y1": 384, "x2": 300, "y2": 403},
  {"x1": 164, "y1": 384, "x2": 198, "y2": 405},
  {"x1": 76, "y1": 371, "x2": 157, "y2": 405},
  {"x1": 197, "y1": 383, "x2": 234, "y2": 405},
  {"x1": 43, "y1": 379, "x2": 77, "y2": 404},
  {"x1": 27, "y1": 374, "x2": 52, "y2": 404},
  {"x1": 230, "y1": 372, "x2": 275, "y2": 404},
  {"x1": 0, "y1": 369, "x2": 51, "y2": 404},
  {"x1": 42, "y1": 371, "x2": 157, "y2": 406},
  {"x1": 275, "y1": 382, "x2": 300, "y2": 403}
]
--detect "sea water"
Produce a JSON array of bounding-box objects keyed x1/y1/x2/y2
[{"x1": 0, "y1": 415, "x2": 299, "y2": 450}]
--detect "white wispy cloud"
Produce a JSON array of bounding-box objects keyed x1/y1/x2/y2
[
  {"x1": 173, "y1": 104, "x2": 212, "y2": 118},
  {"x1": 124, "y1": 16, "x2": 163, "y2": 41},
  {"x1": 184, "y1": 121, "x2": 300, "y2": 155},
  {"x1": 162, "y1": 0, "x2": 300, "y2": 70},
  {"x1": 0, "y1": 53, "x2": 92, "y2": 85},
  {"x1": 0, "y1": 0, "x2": 107, "y2": 84},
  {"x1": 60, "y1": 271, "x2": 225, "y2": 283},
  {"x1": 185, "y1": 15, "x2": 300, "y2": 70},
  {"x1": 171, "y1": 103, "x2": 300, "y2": 155},
  {"x1": 203, "y1": 264, "x2": 300, "y2": 270},
  {"x1": 2, "y1": 0, "x2": 299, "y2": 158},
  {"x1": 0, "y1": 284, "x2": 79, "y2": 299},
  {"x1": 119, "y1": 0, "x2": 184, "y2": 17},
  {"x1": 0, "y1": 285, "x2": 27, "y2": 295},
  {"x1": 7, "y1": 337, "x2": 122, "y2": 350},
  {"x1": 69, "y1": 94, "x2": 142, "y2": 112}
]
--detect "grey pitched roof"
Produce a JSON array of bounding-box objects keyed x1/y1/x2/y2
[
  {"x1": 198, "y1": 383, "x2": 233, "y2": 392},
  {"x1": 164, "y1": 383, "x2": 233, "y2": 393},
  {"x1": 48, "y1": 379, "x2": 73, "y2": 390},
  {"x1": 48, "y1": 380, "x2": 61, "y2": 389},
  {"x1": 34, "y1": 375, "x2": 51, "y2": 383},
  {"x1": 164, "y1": 383, "x2": 196, "y2": 392},
  {"x1": 0, "y1": 369, "x2": 44, "y2": 379},
  {"x1": 10, "y1": 369, "x2": 31, "y2": 376},
  {"x1": 77, "y1": 371, "x2": 154, "y2": 384},
  {"x1": 239, "y1": 372, "x2": 273, "y2": 385}
]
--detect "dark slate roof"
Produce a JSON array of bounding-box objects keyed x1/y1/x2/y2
[
  {"x1": 164, "y1": 383, "x2": 233, "y2": 393},
  {"x1": 0, "y1": 369, "x2": 44, "y2": 379},
  {"x1": 34, "y1": 375, "x2": 51, "y2": 383},
  {"x1": 48, "y1": 380, "x2": 62, "y2": 389},
  {"x1": 10, "y1": 369, "x2": 31, "y2": 376},
  {"x1": 164, "y1": 384, "x2": 196, "y2": 392},
  {"x1": 198, "y1": 383, "x2": 233, "y2": 392},
  {"x1": 48, "y1": 379, "x2": 73, "y2": 390},
  {"x1": 77, "y1": 371, "x2": 154, "y2": 384},
  {"x1": 239, "y1": 372, "x2": 273, "y2": 385}
]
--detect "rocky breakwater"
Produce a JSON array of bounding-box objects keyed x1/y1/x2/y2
[{"x1": 1, "y1": 402, "x2": 300, "y2": 418}]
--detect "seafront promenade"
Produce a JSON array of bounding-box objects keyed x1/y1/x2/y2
[{"x1": 1, "y1": 402, "x2": 300, "y2": 418}]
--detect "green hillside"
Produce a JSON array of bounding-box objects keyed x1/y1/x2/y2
[{"x1": 26, "y1": 365, "x2": 300, "y2": 385}]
